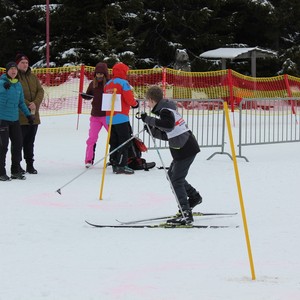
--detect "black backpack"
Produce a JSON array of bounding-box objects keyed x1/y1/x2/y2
[{"x1": 127, "y1": 138, "x2": 156, "y2": 171}]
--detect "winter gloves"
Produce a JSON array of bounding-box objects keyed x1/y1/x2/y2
[
  {"x1": 136, "y1": 112, "x2": 152, "y2": 133},
  {"x1": 27, "y1": 115, "x2": 35, "y2": 125},
  {"x1": 140, "y1": 112, "x2": 147, "y2": 121},
  {"x1": 131, "y1": 101, "x2": 139, "y2": 109}
]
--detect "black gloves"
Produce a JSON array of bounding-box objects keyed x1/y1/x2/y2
[
  {"x1": 27, "y1": 115, "x2": 35, "y2": 125},
  {"x1": 131, "y1": 101, "x2": 139, "y2": 109},
  {"x1": 140, "y1": 112, "x2": 147, "y2": 122},
  {"x1": 4, "y1": 82, "x2": 11, "y2": 90},
  {"x1": 135, "y1": 112, "x2": 148, "y2": 122}
]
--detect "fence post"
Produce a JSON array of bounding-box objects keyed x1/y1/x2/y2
[
  {"x1": 45, "y1": 67, "x2": 51, "y2": 87},
  {"x1": 76, "y1": 65, "x2": 85, "y2": 130},
  {"x1": 284, "y1": 74, "x2": 296, "y2": 115},
  {"x1": 227, "y1": 69, "x2": 235, "y2": 112},
  {"x1": 77, "y1": 65, "x2": 85, "y2": 115},
  {"x1": 162, "y1": 67, "x2": 166, "y2": 98}
]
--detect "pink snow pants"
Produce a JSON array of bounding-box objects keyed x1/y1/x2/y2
[{"x1": 85, "y1": 116, "x2": 108, "y2": 163}]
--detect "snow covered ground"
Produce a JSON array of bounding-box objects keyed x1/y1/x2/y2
[{"x1": 1, "y1": 113, "x2": 300, "y2": 300}]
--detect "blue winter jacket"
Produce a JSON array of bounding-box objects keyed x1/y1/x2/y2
[{"x1": 0, "y1": 74, "x2": 30, "y2": 121}]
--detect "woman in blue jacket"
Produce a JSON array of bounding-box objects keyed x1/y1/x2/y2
[{"x1": 0, "y1": 62, "x2": 34, "y2": 181}]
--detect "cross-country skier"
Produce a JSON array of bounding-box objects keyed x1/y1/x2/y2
[{"x1": 139, "y1": 85, "x2": 202, "y2": 224}]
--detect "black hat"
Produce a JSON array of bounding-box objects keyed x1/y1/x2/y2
[{"x1": 6, "y1": 61, "x2": 18, "y2": 72}]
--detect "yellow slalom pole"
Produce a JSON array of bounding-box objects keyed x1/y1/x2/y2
[
  {"x1": 223, "y1": 101, "x2": 256, "y2": 280},
  {"x1": 99, "y1": 89, "x2": 117, "y2": 200}
]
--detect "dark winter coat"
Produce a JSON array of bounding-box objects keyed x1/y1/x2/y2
[
  {"x1": 86, "y1": 62, "x2": 109, "y2": 117},
  {"x1": 18, "y1": 67, "x2": 44, "y2": 125},
  {"x1": 144, "y1": 99, "x2": 200, "y2": 160}
]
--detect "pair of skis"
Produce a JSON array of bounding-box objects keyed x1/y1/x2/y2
[{"x1": 85, "y1": 211, "x2": 238, "y2": 229}]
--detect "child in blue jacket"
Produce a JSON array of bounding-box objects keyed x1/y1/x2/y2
[{"x1": 0, "y1": 62, "x2": 34, "y2": 181}]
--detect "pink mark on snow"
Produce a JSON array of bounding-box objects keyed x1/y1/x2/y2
[
  {"x1": 24, "y1": 193, "x2": 73, "y2": 208},
  {"x1": 107, "y1": 262, "x2": 206, "y2": 298}
]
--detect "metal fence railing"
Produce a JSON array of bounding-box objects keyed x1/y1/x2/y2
[
  {"x1": 130, "y1": 99, "x2": 231, "y2": 160},
  {"x1": 237, "y1": 97, "x2": 300, "y2": 161}
]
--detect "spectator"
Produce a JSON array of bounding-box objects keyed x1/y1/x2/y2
[
  {"x1": 0, "y1": 62, "x2": 34, "y2": 181},
  {"x1": 104, "y1": 62, "x2": 139, "y2": 175},
  {"x1": 82, "y1": 62, "x2": 109, "y2": 168},
  {"x1": 16, "y1": 53, "x2": 44, "y2": 174}
]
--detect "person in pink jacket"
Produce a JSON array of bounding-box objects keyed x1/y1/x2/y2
[
  {"x1": 104, "y1": 62, "x2": 139, "y2": 175},
  {"x1": 82, "y1": 62, "x2": 109, "y2": 168}
]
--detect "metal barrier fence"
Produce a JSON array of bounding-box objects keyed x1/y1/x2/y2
[
  {"x1": 237, "y1": 97, "x2": 300, "y2": 161},
  {"x1": 130, "y1": 99, "x2": 231, "y2": 160}
]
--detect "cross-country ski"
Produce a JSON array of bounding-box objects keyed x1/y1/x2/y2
[
  {"x1": 116, "y1": 212, "x2": 237, "y2": 225},
  {"x1": 85, "y1": 220, "x2": 239, "y2": 229}
]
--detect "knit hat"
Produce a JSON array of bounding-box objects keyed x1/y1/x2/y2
[
  {"x1": 6, "y1": 61, "x2": 18, "y2": 72},
  {"x1": 94, "y1": 62, "x2": 109, "y2": 79},
  {"x1": 15, "y1": 53, "x2": 29, "y2": 65}
]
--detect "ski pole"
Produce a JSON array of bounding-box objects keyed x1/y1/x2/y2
[
  {"x1": 74, "y1": 91, "x2": 93, "y2": 130},
  {"x1": 144, "y1": 123, "x2": 185, "y2": 217},
  {"x1": 72, "y1": 91, "x2": 94, "y2": 99},
  {"x1": 55, "y1": 128, "x2": 145, "y2": 195}
]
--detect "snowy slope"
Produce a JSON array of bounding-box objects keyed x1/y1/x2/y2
[{"x1": 1, "y1": 114, "x2": 300, "y2": 300}]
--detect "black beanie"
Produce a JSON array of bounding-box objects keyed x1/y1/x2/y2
[{"x1": 6, "y1": 61, "x2": 18, "y2": 72}]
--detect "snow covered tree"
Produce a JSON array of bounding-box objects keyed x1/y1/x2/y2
[{"x1": 0, "y1": 0, "x2": 300, "y2": 76}]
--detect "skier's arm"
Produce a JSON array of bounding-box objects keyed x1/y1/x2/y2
[
  {"x1": 82, "y1": 83, "x2": 94, "y2": 100},
  {"x1": 144, "y1": 109, "x2": 175, "y2": 132},
  {"x1": 145, "y1": 125, "x2": 168, "y2": 141}
]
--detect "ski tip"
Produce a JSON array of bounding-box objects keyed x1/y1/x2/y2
[{"x1": 56, "y1": 189, "x2": 61, "y2": 195}]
